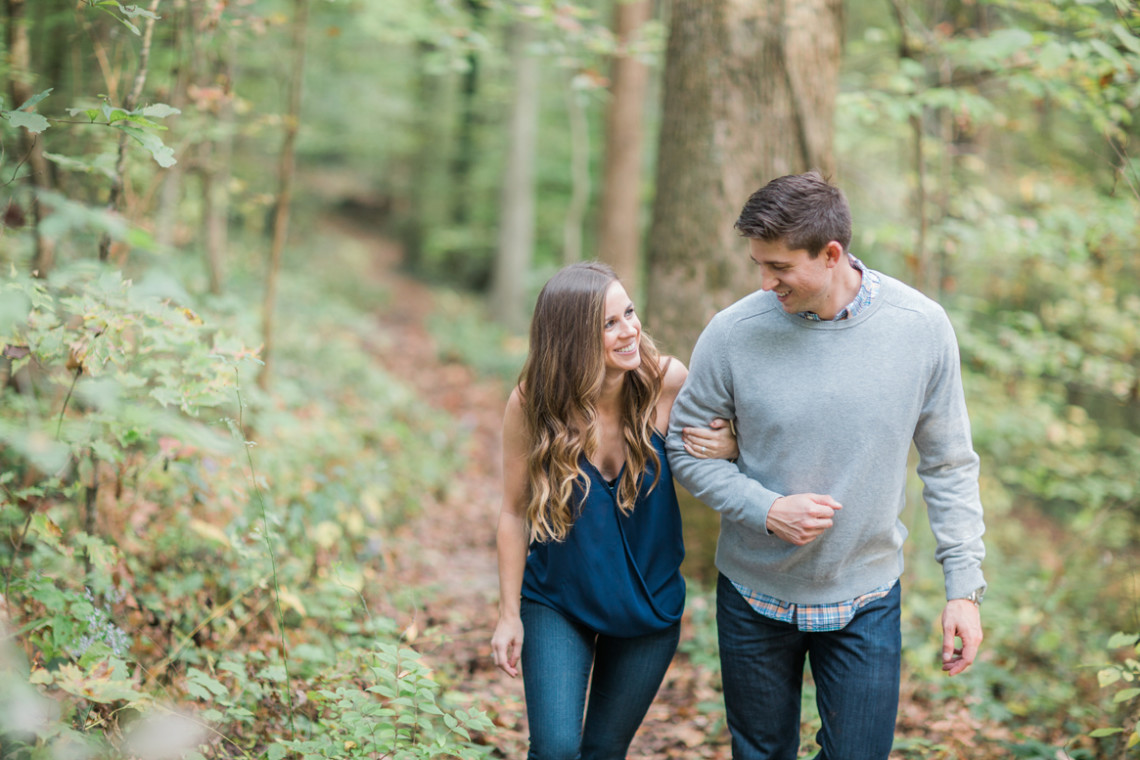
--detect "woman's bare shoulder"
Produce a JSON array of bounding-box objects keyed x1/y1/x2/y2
[{"x1": 659, "y1": 355, "x2": 688, "y2": 395}]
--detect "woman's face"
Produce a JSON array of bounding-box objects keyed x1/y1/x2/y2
[{"x1": 601, "y1": 281, "x2": 642, "y2": 374}]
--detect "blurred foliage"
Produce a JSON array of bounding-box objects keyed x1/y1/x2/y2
[
  {"x1": 0, "y1": 208, "x2": 483, "y2": 756},
  {"x1": 426, "y1": 289, "x2": 528, "y2": 384}
]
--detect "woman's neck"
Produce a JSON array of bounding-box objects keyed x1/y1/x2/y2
[{"x1": 596, "y1": 372, "x2": 626, "y2": 420}]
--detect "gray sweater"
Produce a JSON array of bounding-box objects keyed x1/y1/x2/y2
[{"x1": 667, "y1": 273, "x2": 986, "y2": 604}]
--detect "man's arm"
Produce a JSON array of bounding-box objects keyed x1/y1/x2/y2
[
  {"x1": 668, "y1": 319, "x2": 844, "y2": 543},
  {"x1": 915, "y1": 310, "x2": 987, "y2": 675},
  {"x1": 665, "y1": 319, "x2": 780, "y2": 535}
]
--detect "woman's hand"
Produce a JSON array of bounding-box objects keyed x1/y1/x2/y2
[
  {"x1": 491, "y1": 615, "x2": 524, "y2": 678},
  {"x1": 682, "y1": 417, "x2": 738, "y2": 461}
]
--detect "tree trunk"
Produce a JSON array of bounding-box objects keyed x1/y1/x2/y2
[
  {"x1": 259, "y1": 0, "x2": 309, "y2": 390},
  {"x1": 562, "y1": 78, "x2": 590, "y2": 265},
  {"x1": 155, "y1": 0, "x2": 191, "y2": 253},
  {"x1": 6, "y1": 0, "x2": 56, "y2": 276},
  {"x1": 402, "y1": 42, "x2": 447, "y2": 274},
  {"x1": 449, "y1": 0, "x2": 486, "y2": 228},
  {"x1": 98, "y1": 0, "x2": 162, "y2": 263},
  {"x1": 645, "y1": 0, "x2": 841, "y2": 360},
  {"x1": 596, "y1": 0, "x2": 652, "y2": 295},
  {"x1": 204, "y1": 47, "x2": 236, "y2": 295},
  {"x1": 490, "y1": 20, "x2": 540, "y2": 333},
  {"x1": 204, "y1": 99, "x2": 233, "y2": 293}
]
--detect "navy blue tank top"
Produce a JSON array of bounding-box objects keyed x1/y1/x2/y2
[{"x1": 521, "y1": 430, "x2": 686, "y2": 637}]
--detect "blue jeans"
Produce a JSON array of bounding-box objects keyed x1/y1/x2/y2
[
  {"x1": 520, "y1": 598, "x2": 681, "y2": 760},
  {"x1": 716, "y1": 573, "x2": 901, "y2": 760}
]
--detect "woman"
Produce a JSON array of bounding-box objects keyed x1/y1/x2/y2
[{"x1": 491, "y1": 262, "x2": 736, "y2": 760}]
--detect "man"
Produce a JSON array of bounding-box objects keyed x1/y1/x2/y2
[{"x1": 667, "y1": 172, "x2": 986, "y2": 760}]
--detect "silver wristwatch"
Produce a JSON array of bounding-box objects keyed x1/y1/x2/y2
[{"x1": 963, "y1": 587, "x2": 985, "y2": 607}]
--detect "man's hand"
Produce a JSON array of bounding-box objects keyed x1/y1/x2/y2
[
  {"x1": 765, "y1": 493, "x2": 842, "y2": 545},
  {"x1": 941, "y1": 599, "x2": 983, "y2": 676}
]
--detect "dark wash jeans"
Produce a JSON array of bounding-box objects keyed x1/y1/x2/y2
[
  {"x1": 519, "y1": 598, "x2": 680, "y2": 760},
  {"x1": 716, "y1": 572, "x2": 902, "y2": 760}
]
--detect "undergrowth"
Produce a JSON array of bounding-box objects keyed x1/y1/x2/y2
[{"x1": 0, "y1": 227, "x2": 494, "y2": 758}]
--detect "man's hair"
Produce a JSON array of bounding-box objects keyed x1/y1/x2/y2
[{"x1": 734, "y1": 171, "x2": 852, "y2": 257}]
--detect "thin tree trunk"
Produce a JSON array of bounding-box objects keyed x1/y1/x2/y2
[
  {"x1": 596, "y1": 0, "x2": 651, "y2": 293},
  {"x1": 449, "y1": 0, "x2": 486, "y2": 228},
  {"x1": 155, "y1": 0, "x2": 191, "y2": 252},
  {"x1": 402, "y1": 42, "x2": 442, "y2": 274},
  {"x1": 646, "y1": 0, "x2": 842, "y2": 360},
  {"x1": 84, "y1": 453, "x2": 99, "y2": 573},
  {"x1": 562, "y1": 78, "x2": 590, "y2": 264},
  {"x1": 259, "y1": 0, "x2": 309, "y2": 391},
  {"x1": 98, "y1": 0, "x2": 161, "y2": 263},
  {"x1": 6, "y1": 0, "x2": 56, "y2": 276},
  {"x1": 204, "y1": 52, "x2": 235, "y2": 295},
  {"x1": 910, "y1": 112, "x2": 929, "y2": 291},
  {"x1": 890, "y1": 0, "x2": 933, "y2": 295},
  {"x1": 490, "y1": 20, "x2": 540, "y2": 333}
]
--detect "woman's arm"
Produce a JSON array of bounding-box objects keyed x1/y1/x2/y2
[{"x1": 491, "y1": 388, "x2": 530, "y2": 678}]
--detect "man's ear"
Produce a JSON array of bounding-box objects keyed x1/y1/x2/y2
[{"x1": 823, "y1": 240, "x2": 845, "y2": 267}]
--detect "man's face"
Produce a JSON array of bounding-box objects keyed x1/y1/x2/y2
[{"x1": 749, "y1": 238, "x2": 839, "y2": 318}]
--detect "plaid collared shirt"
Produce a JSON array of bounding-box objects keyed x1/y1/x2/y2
[
  {"x1": 734, "y1": 253, "x2": 895, "y2": 632},
  {"x1": 797, "y1": 253, "x2": 881, "y2": 322}
]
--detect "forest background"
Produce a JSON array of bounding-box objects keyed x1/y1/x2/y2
[{"x1": 2, "y1": 0, "x2": 1140, "y2": 758}]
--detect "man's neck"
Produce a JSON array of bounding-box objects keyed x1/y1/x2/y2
[{"x1": 815, "y1": 256, "x2": 863, "y2": 321}]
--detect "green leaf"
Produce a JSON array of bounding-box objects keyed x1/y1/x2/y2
[
  {"x1": 1090, "y1": 727, "x2": 1124, "y2": 737},
  {"x1": 1090, "y1": 39, "x2": 1127, "y2": 69},
  {"x1": 116, "y1": 124, "x2": 177, "y2": 167},
  {"x1": 43, "y1": 151, "x2": 117, "y2": 180},
  {"x1": 1100, "y1": 667, "x2": 1123, "y2": 688},
  {"x1": 1113, "y1": 23, "x2": 1140, "y2": 55},
  {"x1": 267, "y1": 742, "x2": 288, "y2": 760},
  {"x1": 66, "y1": 107, "x2": 102, "y2": 121},
  {"x1": 117, "y1": 2, "x2": 161, "y2": 20},
  {"x1": 92, "y1": 3, "x2": 141, "y2": 34},
  {"x1": 187, "y1": 668, "x2": 230, "y2": 697},
  {"x1": 102, "y1": 103, "x2": 131, "y2": 123},
  {"x1": 1108, "y1": 632, "x2": 1139, "y2": 650},
  {"x1": 1114, "y1": 688, "x2": 1140, "y2": 703},
  {"x1": 6, "y1": 110, "x2": 50, "y2": 133},
  {"x1": 16, "y1": 88, "x2": 53, "y2": 111},
  {"x1": 140, "y1": 103, "x2": 181, "y2": 119}
]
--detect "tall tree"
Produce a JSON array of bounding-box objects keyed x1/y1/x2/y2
[
  {"x1": 259, "y1": 0, "x2": 309, "y2": 390},
  {"x1": 450, "y1": 0, "x2": 487, "y2": 229},
  {"x1": 97, "y1": 0, "x2": 162, "y2": 263},
  {"x1": 6, "y1": 0, "x2": 56, "y2": 276},
  {"x1": 490, "y1": 19, "x2": 540, "y2": 333},
  {"x1": 202, "y1": 48, "x2": 236, "y2": 296},
  {"x1": 645, "y1": 0, "x2": 842, "y2": 359},
  {"x1": 596, "y1": 0, "x2": 652, "y2": 294}
]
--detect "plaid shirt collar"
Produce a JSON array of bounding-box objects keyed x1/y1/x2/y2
[{"x1": 797, "y1": 253, "x2": 880, "y2": 322}]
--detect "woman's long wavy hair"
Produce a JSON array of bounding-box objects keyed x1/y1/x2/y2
[{"x1": 520, "y1": 262, "x2": 665, "y2": 543}]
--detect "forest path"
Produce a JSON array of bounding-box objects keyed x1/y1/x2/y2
[{"x1": 316, "y1": 210, "x2": 730, "y2": 759}]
